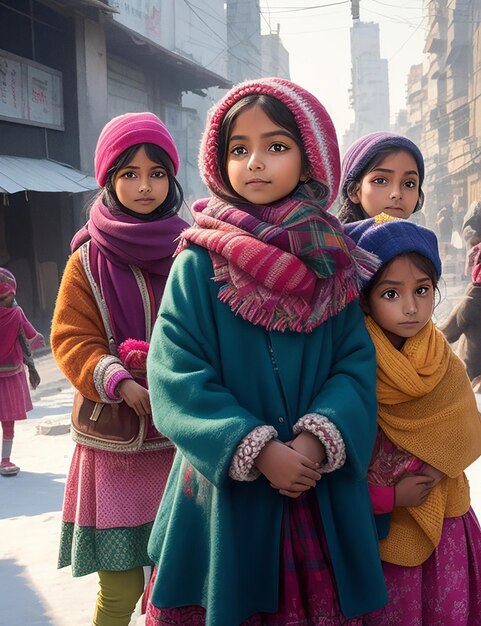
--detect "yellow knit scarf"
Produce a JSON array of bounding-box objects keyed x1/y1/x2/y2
[{"x1": 366, "y1": 316, "x2": 481, "y2": 566}]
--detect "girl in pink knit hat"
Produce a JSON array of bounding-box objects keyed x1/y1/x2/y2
[
  {"x1": 0, "y1": 268, "x2": 43, "y2": 477},
  {"x1": 51, "y1": 112, "x2": 188, "y2": 626},
  {"x1": 144, "y1": 78, "x2": 388, "y2": 625}
]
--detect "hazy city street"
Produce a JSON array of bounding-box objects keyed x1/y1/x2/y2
[{"x1": 2, "y1": 0, "x2": 481, "y2": 624}]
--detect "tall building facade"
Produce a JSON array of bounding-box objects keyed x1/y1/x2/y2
[
  {"x1": 405, "y1": 63, "x2": 425, "y2": 150},
  {"x1": 349, "y1": 21, "x2": 390, "y2": 139},
  {"x1": 226, "y1": 0, "x2": 262, "y2": 83},
  {"x1": 0, "y1": 0, "x2": 229, "y2": 333},
  {"x1": 262, "y1": 27, "x2": 290, "y2": 79},
  {"x1": 157, "y1": 0, "x2": 230, "y2": 203},
  {"x1": 418, "y1": 0, "x2": 481, "y2": 217},
  {"x1": 468, "y1": 0, "x2": 481, "y2": 203}
]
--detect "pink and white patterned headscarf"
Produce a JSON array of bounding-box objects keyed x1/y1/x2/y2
[
  {"x1": 198, "y1": 77, "x2": 341, "y2": 210},
  {"x1": 0, "y1": 268, "x2": 16, "y2": 297}
]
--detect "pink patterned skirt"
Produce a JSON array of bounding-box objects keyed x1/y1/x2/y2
[
  {"x1": 145, "y1": 492, "x2": 364, "y2": 626},
  {"x1": 364, "y1": 508, "x2": 481, "y2": 625},
  {"x1": 59, "y1": 443, "x2": 175, "y2": 576},
  {"x1": 62, "y1": 444, "x2": 175, "y2": 529},
  {"x1": 0, "y1": 369, "x2": 32, "y2": 421}
]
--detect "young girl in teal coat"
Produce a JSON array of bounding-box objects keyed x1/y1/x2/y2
[{"x1": 145, "y1": 78, "x2": 387, "y2": 625}]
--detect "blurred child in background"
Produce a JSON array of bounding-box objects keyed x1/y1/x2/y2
[{"x1": 0, "y1": 267, "x2": 43, "y2": 477}]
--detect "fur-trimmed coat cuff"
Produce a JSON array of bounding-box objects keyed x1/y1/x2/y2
[
  {"x1": 293, "y1": 413, "x2": 346, "y2": 473},
  {"x1": 229, "y1": 425, "x2": 278, "y2": 481}
]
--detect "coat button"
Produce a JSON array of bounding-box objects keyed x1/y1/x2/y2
[{"x1": 278, "y1": 416, "x2": 285, "y2": 423}]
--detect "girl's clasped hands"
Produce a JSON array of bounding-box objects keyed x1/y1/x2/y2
[{"x1": 255, "y1": 431, "x2": 325, "y2": 498}]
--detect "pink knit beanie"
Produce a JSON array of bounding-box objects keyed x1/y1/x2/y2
[
  {"x1": 0, "y1": 268, "x2": 16, "y2": 296},
  {"x1": 199, "y1": 77, "x2": 341, "y2": 209},
  {"x1": 95, "y1": 112, "x2": 180, "y2": 186}
]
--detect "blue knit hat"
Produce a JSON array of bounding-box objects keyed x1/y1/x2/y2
[
  {"x1": 344, "y1": 213, "x2": 442, "y2": 287},
  {"x1": 340, "y1": 132, "x2": 425, "y2": 211}
]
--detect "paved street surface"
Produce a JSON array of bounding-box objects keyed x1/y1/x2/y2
[
  {"x1": 0, "y1": 356, "x2": 145, "y2": 626},
  {"x1": 0, "y1": 273, "x2": 480, "y2": 625}
]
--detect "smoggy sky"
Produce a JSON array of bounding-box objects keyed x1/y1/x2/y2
[{"x1": 260, "y1": 0, "x2": 426, "y2": 141}]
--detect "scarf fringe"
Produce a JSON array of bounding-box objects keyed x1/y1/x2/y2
[
  {"x1": 216, "y1": 267, "x2": 360, "y2": 333},
  {"x1": 350, "y1": 246, "x2": 382, "y2": 283}
]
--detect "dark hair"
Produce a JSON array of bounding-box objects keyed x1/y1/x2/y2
[
  {"x1": 103, "y1": 142, "x2": 183, "y2": 219},
  {"x1": 338, "y1": 145, "x2": 425, "y2": 224},
  {"x1": 216, "y1": 94, "x2": 322, "y2": 204},
  {"x1": 362, "y1": 252, "x2": 440, "y2": 303}
]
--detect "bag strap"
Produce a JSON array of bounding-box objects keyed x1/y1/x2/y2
[
  {"x1": 18, "y1": 326, "x2": 34, "y2": 364},
  {"x1": 79, "y1": 241, "x2": 118, "y2": 357},
  {"x1": 130, "y1": 265, "x2": 152, "y2": 341},
  {"x1": 18, "y1": 327, "x2": 41, "y2": 387}
]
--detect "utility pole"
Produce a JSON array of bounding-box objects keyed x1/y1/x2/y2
[{"x1": 351, "y1": 0, "x2": 360, "y2": 20}]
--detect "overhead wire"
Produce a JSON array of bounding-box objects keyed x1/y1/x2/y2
[
  {"x1": 181, "y1": 0, "x2": 265, "y2": 76},
  {"x1": 180, "y1": 0, "x2": 480, "y2": 178},
  {"x1": 259, "y1": 1, "x2": 349, "y2": 12}
]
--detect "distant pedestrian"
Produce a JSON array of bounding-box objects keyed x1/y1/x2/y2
[
  {"x1": 439, "y1": 241, "x2": 481, "y2": 384},
  {"x1": 51, "y1": 112, "x2": 188, "y2": 626},
  {"x1": 345, "y1": 213, "x2": 481, "y2": 625},
  {"x1": 462, "y1": 199, "x2": 481, "y2": 273},
  {"x1": 0, "y1": 268, "x2": 43, "y2": 477},
  {"x1": 337, "y1": 132, "x2": 425, "y2": 224},
  {"x1": 436, "y1": 204, "x2": 453, "y2": 242},
  {"x1": 144, "y1": 78, "x2": 387, "y2": 625},
  {"x1": 452, "y1": 195, "x2": 465, "y2": 233},
  {"x1": 462, "y1": 200, "x2": 481, "y2": 248}
]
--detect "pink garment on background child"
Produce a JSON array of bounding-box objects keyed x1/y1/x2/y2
[
  {"x1": 365, "y1": 429, "x2": 481, "y2": 625},
  {"x1": 0, "y1": 269, "x2": 44, "y2": 422},
  {"x1": 368, "y1": 428, "x2": 425, "y2": 514}
]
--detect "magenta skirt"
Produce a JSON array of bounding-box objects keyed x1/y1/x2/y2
[
  {"x1": 0, "y1": 370, "x2": 31, "y2": 421},
  {"x1": 364, "y1": 507, "x2": 481, "y2": 625},
  {"x1": 145, "y1": 492, "x2": 364, "y2": 626}
]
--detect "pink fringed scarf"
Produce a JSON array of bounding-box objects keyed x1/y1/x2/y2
[{"x1": 177, "y1": 192, "x2": 379, "y2": 332}]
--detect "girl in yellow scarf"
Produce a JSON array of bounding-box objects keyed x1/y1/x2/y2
[{"x1": 345, "y1": 213, "x2": 481, "y2": 625}]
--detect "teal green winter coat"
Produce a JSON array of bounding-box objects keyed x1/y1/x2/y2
[{"x1": 147, "y1": 246, "x2": 387, "y2": 626}]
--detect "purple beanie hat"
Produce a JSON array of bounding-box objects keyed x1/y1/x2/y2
[
  {"x1": 340, "y1": 131, "x2": 424, "y2": 201},
  {"x1": 95, "y1": 112, "x2": 180, "y2": 186},
  {"x1": 199, "y1": 77, "x2": 341, "y2": 210},
  {"x1": 0, "y1": 268, "x2": 16, "y2": 296}
]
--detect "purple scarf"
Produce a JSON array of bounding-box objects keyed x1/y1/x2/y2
[{"x1": 71, "y1": 197, "x2": 188, "y2": 344}]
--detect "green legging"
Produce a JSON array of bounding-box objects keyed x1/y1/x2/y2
[{"x1": 93, "y1": 567, "x2": 144, "y2": 626}]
